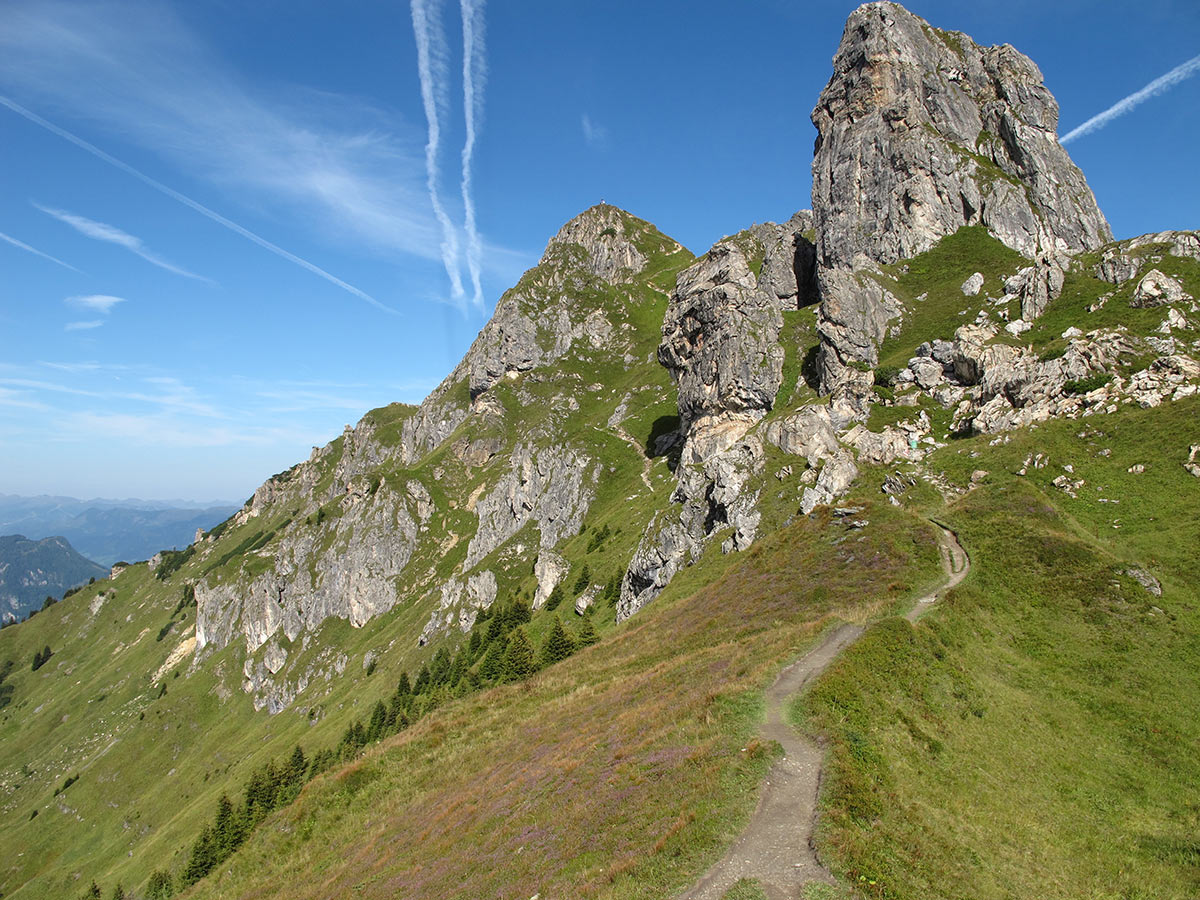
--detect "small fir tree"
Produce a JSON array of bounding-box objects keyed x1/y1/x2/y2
[
  {"x1": 544, "y1": 584, "x2": 564, "y2": 611},
  {"x1": 540, "y1": 617, "x2": 577, "y2": 666},
  {"x1": 577, "y1": 616, "x2": 600, "y2": 647},
  {"x1": 478, "y1": 640, "x2": 505, "y2": 682},
  {"x1": 501, "y1": 627, "x2": 536, "y2": 683},
  {"x1": 573, "y1": 565, "x2": 591, "y2": 594}
]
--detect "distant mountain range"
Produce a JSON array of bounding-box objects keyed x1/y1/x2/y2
[
  {"x1": 0, "y1": 534, "x2": 107, "y2": 623},
  {"x1": 0, "y1": 494, "x2": 238, "y2": 567}
]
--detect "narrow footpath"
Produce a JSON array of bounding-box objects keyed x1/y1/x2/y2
[{"x1": 679, "y1": 522, "x2": 969, "y2": 900}]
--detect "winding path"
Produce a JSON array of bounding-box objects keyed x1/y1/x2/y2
[{"x1": 679, "y1": 522, "x2": 969, "y2": 900}]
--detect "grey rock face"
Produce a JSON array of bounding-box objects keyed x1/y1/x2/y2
[
  {"x1": 465, "y1": 443, "x2": 594, "y2": 569},
  {"x1": 196, "y1": 477, "x2": 422, "y2": 656},
  {"x1": 762, "y1": 406, "x2": 840, "y2": 466},
  {"x1": 659, "y1": 240, "x2": 784, "y2": 463},
  {"x1": 618, "y1": 437, "x2": 764, "y2": 620},
  {"x1": 814, "y1": 268, "x2": 903, "y2": 385},
  {"x1": 1132, "y1": 269, "x2": 1192, "y2": 308},
  {"x1": 533, "y1": 550, "x2": 570, "y2": 609},
  {"x1": 1004, "y1": 256, "x2": 1066, "y2": 320},
  {"x1": 810, "y1": 1, "x2": 1110, "y2": 391},
  {"x1": 541, "y1": 204, "x2": 650, "y2": 283},
  {"x1": 800, "y1": 450, "x2": 860, "y2": 515},
  {"x1": 811, "y1": 2, "x2": 1109, "y2": 269},
  {"x1": 961, "y1": 272, "x2": 985, "y2": 296},
  {"x1": 1100, "y1": 231, "x2": 1200, "y2": 283},
  {"x1": 752, "y1": 210, "x2": 818, "y2": 310}
]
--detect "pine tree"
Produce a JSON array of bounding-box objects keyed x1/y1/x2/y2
[
  {"x1": 146, "y1": 870, "x2": 173, "y2": 899},
  {"x1": 81, "y1": 882, "x2": 101, "y2": 900},
  {"x1": 478, "y1": 639, "x2": 505, "y2": 683},
  {"x1": 395, "y1": 670, "x2": 412, "y2": 697},
  {"x1": 366, "y1": 700, "x2": 388, "y2": 742},
  {"x1": 429, "y1": 647, "x2": 452, "y2": 686},
  {"x1": 413, "y1": 664, "x2": 430, "y2": 695},
  {"x1": 573, "y1": 564, "x2": 591, "y2": 594},
  {"x1": 540, "y1": 617, "x2": 577, "y2": 666},
  {"x1": 501, "y1": 627, "x2": 536, "y2": 683},
  {"x1": 213, "y1": 794, "x2": 235, "y2": 858},
  {"x1": 545, "y1": 584, "x2": 564, "y2": 611},
  {"x1": 286, "y1": 744, "x2": 307, "y2": 786},
  {"x1": 577, "y1": 616, "x2": 600, "y2": 647},
  {"x1": 110, "y1": 882, "x2": 126, "y2": 900},
  {"x1": 485, "y1": 611, "x2": 506, "y2": 644},
  {"x1": 467, "y1": 630, "x2": 482, "y2": 661}
]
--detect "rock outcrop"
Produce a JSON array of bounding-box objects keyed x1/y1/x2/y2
[
  {"x1": 659, "y1": 240, "x2": 784, "y2": 463},
  {"x1": 810, "y1": 1, "x2": 1111, "y2": 390}
]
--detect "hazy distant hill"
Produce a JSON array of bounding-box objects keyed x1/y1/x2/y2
[
  {"x1": 0, "y1": 494, "x2": 238, "y2": 567},
  {"x1": 0, "y1": 534, "x2": 107, "y2": 623}
]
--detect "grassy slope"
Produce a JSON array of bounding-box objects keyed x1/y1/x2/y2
[
  {"x1": 800, "y1": 397, "x2": 1200, "y2": 900},
  {"x1": 0, "y1": 213, "x2": 699, "y2": 899},
  {"x1": 185, "y1": 500, "x2": 940, "y2": 900}
]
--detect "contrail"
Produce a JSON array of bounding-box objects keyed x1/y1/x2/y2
[
  {"x1": 1061, "y1": 53, "x2": 1200, "y2": 144},
  {"x1": 35, "y1": 203, "x2": 208, "y2": 282},
  {"x1": 411, "y1": 0, "x2": 465, "y2": 302},
  {"x1": 460, "y1": 0, "x2": 487, "y2": 310},
  {"x1": 0, "y1": 229, "x2": 80, "y2": 272},
  {"x1": 0, "y1": 95, "x2": 396, "y2": 314}
]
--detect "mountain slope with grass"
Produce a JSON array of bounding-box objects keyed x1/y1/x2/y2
[
  {"x1": 1, "y1": 3, "x2": 1198, "y2": 899},
  {"x1": 0, "y1": 535, "x2": 106, "y2": 624}
]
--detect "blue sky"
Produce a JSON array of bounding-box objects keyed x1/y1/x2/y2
[{"x1": 1, "y1": 0, "x2": 1196, "y2": 502}]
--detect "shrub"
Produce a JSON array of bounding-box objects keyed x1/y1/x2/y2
[{"x1": 1063, "y1": 373, "x2": 1112, "y2": 395}]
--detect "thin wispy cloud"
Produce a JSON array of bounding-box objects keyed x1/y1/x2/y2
[
  {"x1": 0, "y1": 0, "x2": 441, "y2": 310},
  {"x1": 582, "y1": 113, "x2": 608, "y2": 148},
  {"x1": 68, "y1": 294, "x2": 125, "y2": 313},
  {"x1": 36, "y1": 203, "x2": 205, "y2": 280},
  {"x1": 460, "y1": 0, "x2": 487, "y2": 309},
  {"x1": 0, "y1": 229, "x2": 80, "y2": 271},
  {"x1": 411, "y1": 0, "x2": 466, "y2": 304},
  {"x1": 1061, "y1": 53, "x2": 1200, "y2": 144},
  {"x1": 2, "y1": 97, "x2": 395, "y2": 314},
  {"x1": 65, "y1": 320, "x2": 103, "y2": 331}
]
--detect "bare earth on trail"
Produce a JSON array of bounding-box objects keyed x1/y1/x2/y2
[{"x1": 679, "y1": 524, "x2": 969, "y2": 900}]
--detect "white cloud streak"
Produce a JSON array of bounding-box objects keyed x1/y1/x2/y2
[
  {"x1": 65, "y1": 320, "x2": 103, "y2": 331},
  {"x1": 1061, "y1": 53, "x2": 1200, "y2": 145},
  {"x1": 582, "y1": 113, "x2": 608, "y2": 147},
  {"x1": 68, "y1": 294, "x2": 125, "y2": 313},
  {"x1": 0, "y1": 229, "x2": 80, "y2": 271},
  {"x1": 460, "y1": 0, "x2": 487, "y2": 310},
  {"x1": 35, "y1": 203, "x2": 206, "y2": 281},
  {"x1": 411, "y1": 0, "x2": 465, "y2": 303},
  {"x1": 1, "y1": 96, "x2": 396, "y2": 314}
]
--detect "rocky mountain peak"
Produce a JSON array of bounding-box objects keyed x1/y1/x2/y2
[
  {"x1": 812, "y1": 1, "x2": 1110, "y2": 268},
  {"x1": 540, "y1": 203, "x2": 653, "y2": 283},
  {"x1": 810, "y1": 1, "x2": 1112, "y2": 392}
]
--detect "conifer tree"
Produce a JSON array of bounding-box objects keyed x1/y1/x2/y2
[
  {"x1": 146, "y1": 870, "x2": 173, "y2": 900},
  {"x1": 573, "y1": 564, "x2": 591, "y2": 594},
  {"x1": 541, "y1": 617, "x2": 577, "y2": 666},
  {"x1": 395, "y1": 670, "x2": 412, "y2": 697},
  {"x1": 430, "y1": 647, "x2": 452, "y2": 686},
  {"x1": 545, "y1": 584, "x2": 564, "y2": 611},
  {"x1": 286, "y1": 745, "x2": 307, "y2": 786},
  {"x1": 467, "y1": 629, "x2": 482, "y2": 661},
  {"x1": 413, "y1": 664, "x2": 430, "y2": 695},
  {"x1": 485, "y1": 610, "x2": 506, "y2": 644},
  {"x1": 501, "y1": 627, "x2": 536, "y2": 683},
  {"x1": 213, "y1": 794, "x2": 235, "y2": 857},
  {"x1": 366, "y1": 700, "x2": 388, "y2": 742},
  {"x1": 81, "y1": 882, "x2": 101, "y2": 900},
  {"x1": 577, "y1": 616, "x2": 600, "y2": 647},
  {"x1": 478, "y1": 639, "x2": 505, "y2": 683}
]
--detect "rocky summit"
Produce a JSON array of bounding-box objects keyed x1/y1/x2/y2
[{"x1": 2, "y1": 5, "x2": 1198, "y2": 900}]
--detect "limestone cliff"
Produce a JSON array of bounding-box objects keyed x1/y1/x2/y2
[{"x1": 811, "y1": 1, "x2": 1111, "y2": 390}]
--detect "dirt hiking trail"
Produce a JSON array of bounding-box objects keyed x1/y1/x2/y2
[{"x1": 679, "y1": 523, "x2": 969, "y2": 900}]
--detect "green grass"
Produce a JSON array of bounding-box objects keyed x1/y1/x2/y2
[
  {"x1": 875, "y1": 226, "x2": 1027, "y2": 370},
  {"x1": 722, "y1": 878, "x2": 769, "y2": 900},
  {"x1": 797, "y1": 398, "x2": 1200, "y2": 900}
]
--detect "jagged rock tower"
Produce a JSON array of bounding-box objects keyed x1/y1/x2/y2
[{"x1": 811, "y1": 1, "x2": 1111, "y2": 392}]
